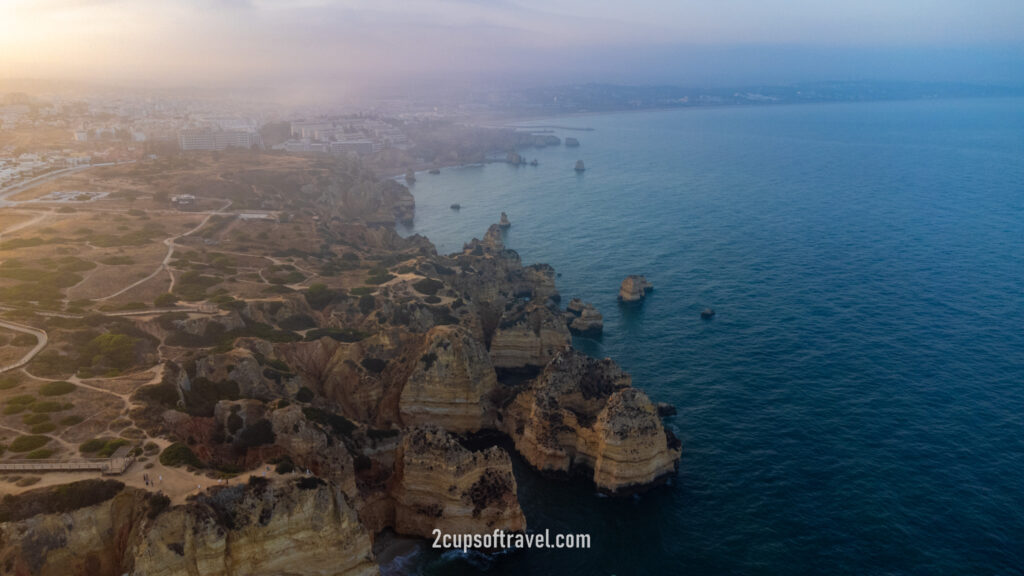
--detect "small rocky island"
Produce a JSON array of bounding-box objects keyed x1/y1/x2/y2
[
  {"x1": 575, "y1": 160, "x2": 586, "y2": 172},
  {"x1": 565, "y1": 137, "x2": 580, "y2": 147},
  {"x1": 404, "y1": 169, "x2": 416, "y2": 183},
  {"x1": 701, "y1": 308, "x2": 715, "y2": 319},
  {"x1": 619, "y1": 275, "x2": 653, "y2": 303},
  {"x1": 498, "y1": 211, "x2": 511, "y2": 228},
  {"x1": 450, "y1": 203, "x2": 461, "y2": 210}
]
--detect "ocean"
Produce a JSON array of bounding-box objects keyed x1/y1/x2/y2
[{"x1": 395, "y1": 98, "x2": 1024, "y2": 575}]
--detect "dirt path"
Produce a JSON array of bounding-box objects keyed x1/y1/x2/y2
[
  {"x1": 0, "y1": 320, "x2": 47, "y2": 374},
  {"x1": 98, "y1": 199, "x2": 232, "y2": 301}
]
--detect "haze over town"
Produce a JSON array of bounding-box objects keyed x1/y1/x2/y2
[{"x1": 2, "y1": 0, "x2": 1023, "y2": 101}]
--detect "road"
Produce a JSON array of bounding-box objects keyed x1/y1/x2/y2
[{"x1": 0, "y1": 319, "x2": 48, "y2": 374}]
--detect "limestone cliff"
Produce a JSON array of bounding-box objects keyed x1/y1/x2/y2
[
  {"x1": 502, "y1": 350, "x2": 680, "y2": 493},
  {"x1": 390, "y1": 427, "x2": 525, "y2": 538},
  {"x1": 398, "y1": 326, "x2": 499, "y2": 433},
  {"x1": 489, "y1": 302, "x2": 571, "y2": 372},
  {"x1": 132, "y1": 477, "x2": 377, "y2": 576}
]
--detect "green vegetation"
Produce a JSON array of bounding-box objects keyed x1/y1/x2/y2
[
  {"x1": 295, "y1": 386, "x2": 314, "y2": 403},
  {"x1": 0, "y1": 479, "x2": 125, "y2": 522},
  {"x1": 349, "y1": 286, "x2": 375, "y2": 296},
  {"x1": 412, "y1": 278, "x2": 444, "y2": 296},
  {"x1": 100, "y1": 255, "x2": 136, "y2": 266},
  {"x1": 303, "y1": 327, "x2": 369, "y2": 343},
  {"x1": 364, "y1": 267, "x2": 395, "y2": 285},
  {"x1": 25, "y1": 449, "x2": 55, "y2": 459},
  {"x1": 22, "y1": 413, "x2": 49, "y2": 425},
  {"x1": 154, "y1": 292, "x2": 179, "y2": 307},
  {"x1": 39, "y1": 380, "x2": 76, "y2": 396},
  {"x1": 9, "y1": 435, "x2": 51, "y2": 453},
  {"x1": 304, "y1": 282, "x2": 339, "y2": 309},
  {"x1": 30, "y1": 422, "x2": 57, "y2": 434},
  {"x1": 278, "y1": 314, "x2": 316, "y2": 331},
  {"x1": 80, "y1": 437, "x2": 130, "y2": 457},
  {"x1": 302, "y1": 407, "x2": 356, "y2": 437},
  {"x1": 0, "y1": 377, "x2": 19, "y2": 390},
  {"x1": 147, "y1": 493, "x2": 171, "y2": 519},
  {"x1": 159, "y1": 442, "x2": 202, "y2": 468},
  {"x1": 29, "y1": 400, "x2": 72, "y2": 413},
  {"x1": 60, "y1": 415, "x2": 85, "y2": 426}
]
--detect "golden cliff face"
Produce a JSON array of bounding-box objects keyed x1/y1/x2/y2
[
  {"x1": 398, "y1": 326, "x2": 499, "y2": 433},
  {"x1": 390, "y1": 426, "x2": 526, "y2": 538},
  {"x1": 503, "y1": 350, "x2": 681, "y2": 494},
  {"x1": 132, "y1": 478, "x2": 377, "y2": 576}
]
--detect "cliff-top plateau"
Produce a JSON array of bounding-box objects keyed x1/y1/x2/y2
[{"x1": 0, "y1": 150, "x2": 679, "y2": 575}]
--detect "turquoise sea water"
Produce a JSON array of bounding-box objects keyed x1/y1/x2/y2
[{"x1": 395, "y1": 98, "x2": 1024, "y2": 575}]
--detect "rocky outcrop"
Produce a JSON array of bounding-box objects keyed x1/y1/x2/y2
[
  {"x1": 390, "y1": 427, "x2": 525, "y2": 538},
  {"x1": 132, "y1": 477, "x2": 377, "y2": 576},
  {"x1": 399, "y1": 326, "x2": 499, "y2": 432},
  {"x1": 0, "y1": 478, "x2": 377, "y2": 576},
  {"x1": 498, "y1": 212, "x2": 511, "y2": 229},
  {"x1": 502, "y1": 349, "x2": 680, "y2": 494},
  {"x1": 574, "y1": 160, "x2": 585, "y2": 172},
  {"x1": 270, "y1": 405, "x2": 358, "y2": 495},
  {"x1": 565, "y1": 137, "x2": 580, "y2": 147},
  {"x1": 489, "y1": 302, "x2": 571, "y2": 372},
  {"x1": 564, "y1": 298, "x2": 603, "y2": 338},
  {"x1": 618, "y1": 275, "x2": 653, "y2": 303},
  {"x1": 0, "y1": 483, "x2": 147, "y2": 576}
]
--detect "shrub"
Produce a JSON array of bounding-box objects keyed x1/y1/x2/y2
[
  {"x1": 0, "y1": 377, "x2": 18, "y2": 390},
  {"x1": 147, "y1": 492, "x2": 171, "y2": 519},
  {"x1": 304, "y1": 283, "x2": 335, "y2": 309},
  {"x1": 295, "y1": 386, "x2": 314, "y2": 403},
  {"x1": 302, "y1": 407, "x2": 355, "y2": 437},
  {"x1": 39, "y1": 381, "x2": 76, "y2": 396},
  {"x1": 159, "y1": 443, "x2": 202, "y2": 468},
  {"x1": 79, "y1": 438, "x2": 111, "y2": 453},
  {"x1": 360, "y1": 358, "x2": 388, "y2": 374},
  {"x1": 97, "y1": 439, "x2": 130, "y2": 457},
  {"x1": 30, "y1": 401, "x2": 71, "y2": 413},
  {"x1": 412, "y1": 278, "x2": 444, "y2": 296},
  {"x1": 0, "y1": 480, "x2": 125, "y2": 522},
  {"x1": 10, "y1": 435, "x2": 51, "y2": 452},
  {"x1": 60, "y1": 415, "x2": 85, "y2": 426},
  {"x1": 349, "y1": 286, "x2": 375, "y2": 296},
  {"x1": 278, "y1": 314, "x2": 316, "y2": 331},
  {"x1": 30, "y1": 423, "x2": 57, "y2": 434},
  {"x1": 25, "y1": 449, "x2": 54, "y2": 459},
  {"x1": 358, "y1": 294, "x2": 375, "y2": 314},
  {"x1": 22, "y1": 413, "x2": 50, "y2": 425},
  {"x1": 154, "y1": 292, "x2": 178, "y2": 307}
]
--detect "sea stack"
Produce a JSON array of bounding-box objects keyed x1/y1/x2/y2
[
  {"x1": 450, "y1": 203, "x2": 461, "y2": 210},
  {"x1": 574, "y1": 160, "x2": 586, "y2": 172},
  {"x1": 404, "y1": 169, "x2": 416, "y2": 183},
  {"x1": 618, "y1": 275, "x2": 653, "y2": 303},
  {"x1": 428, "y1": 168, "x2": 441, "y2": 175},
  {"x1": 498, "y1": 211, "x2": 511, "y2": 228},
  {"x1": 565, "y1": 297, "x2": 604, "y2": 338},
  {"x1": 565, "y1": 137, "x2": 580, "y2": 147}
]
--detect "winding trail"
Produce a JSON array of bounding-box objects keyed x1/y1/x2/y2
[
  {"x1": 0, "y1": 320, "x2": 47, "y2": 374},
  {"x1": 97, "y1": 199, "x2": 232, "y2": 301}
]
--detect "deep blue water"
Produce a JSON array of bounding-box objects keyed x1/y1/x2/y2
[{"x1": 395, "y1": 98, "x2": 1024, "y2": 575}]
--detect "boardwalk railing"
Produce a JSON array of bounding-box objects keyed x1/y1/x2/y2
[{"x1": 0, "y1": 454, "x2": 135, "y2": 475}]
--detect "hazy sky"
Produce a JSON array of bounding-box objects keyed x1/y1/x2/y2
[{"x1": 1, "y1": 0, "x2": 1022, "y2": 93}]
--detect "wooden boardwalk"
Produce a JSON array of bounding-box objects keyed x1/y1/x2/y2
[{"x1": 0, "y1": 447, "x2": 134, "y2": 476}]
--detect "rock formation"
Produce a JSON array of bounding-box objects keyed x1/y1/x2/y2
[
  {"x1": 565, "y1": 137, "x2": 580, "y2": 148},
  {"x1": 618, "y1": 275, "x2": 653, "y2": 303},
  {"x1": 498, "y1": 212, "x2": 511, "y2": 229},
  {"x1": 398, "y1": 325, "x2": 499, "y2": 433},
  {"x1": 502, "y1": 350, "x2": 680, "y2": 494},
  {"x1": 701, "y1": 308, "x2": 715, "y2": 319},
  {"x1": 489, "y1": 302, "x2": 571, "y2": 372},
  {"x1": 390, "y1": 427, "x2": 526, "y2": 538},
  {"x1": 0, "y1": 479, "x2": 377, "y2": 576},
  {"x1": 133, "y1": 478, "x2": 377, "y2": 576},
  {"x1": 564, "y1": 298, "x2": 604, "y2": 338},
  {"x1": 574, "y1": 160, "x2": 585, "y2": 172}
]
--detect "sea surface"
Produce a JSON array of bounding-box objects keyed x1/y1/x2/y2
[{"x1": 394, "y1": 98, "x2": 1024, "y2": 575}]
